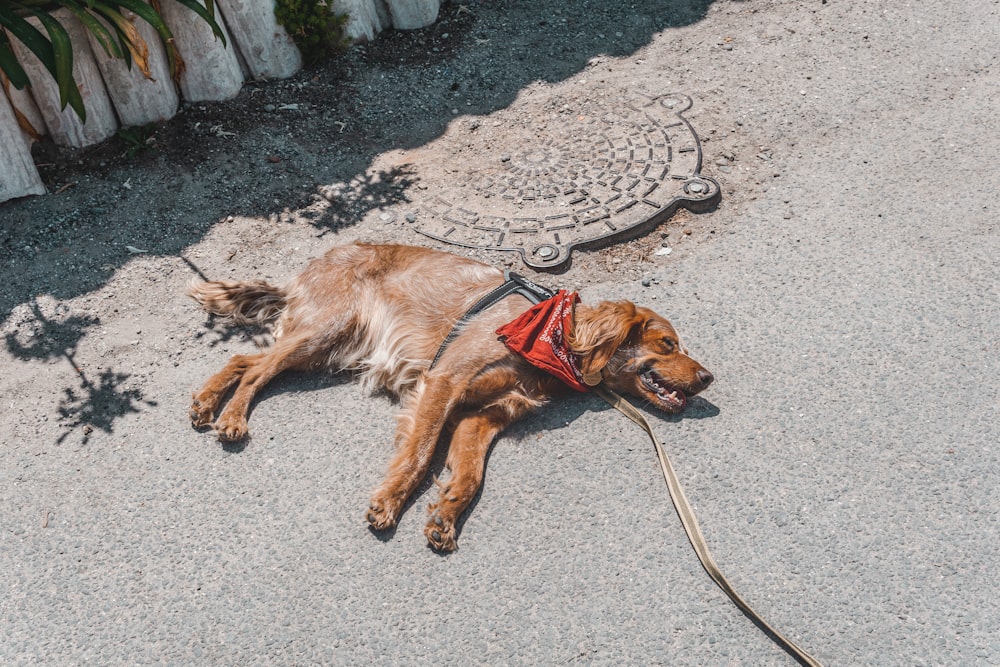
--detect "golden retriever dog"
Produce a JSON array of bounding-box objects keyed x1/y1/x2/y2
[{"x1": 189, "y1": 243, "x2": 712, "y2": 551}]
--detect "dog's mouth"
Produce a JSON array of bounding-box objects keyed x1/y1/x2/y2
[{"x1": 639, "y1": 366, "x2": 687, "y2": 413}]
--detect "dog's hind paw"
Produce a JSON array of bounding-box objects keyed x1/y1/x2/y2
[
  {"x1": 425, "y1": 513, "x2": 457, "y2": 552},
  {"x1": 214, "y1": 413, "x2": 249, "y2": 441},
  {"x1": 190, "y1": 397, "x2": 215, "y2": 428}
]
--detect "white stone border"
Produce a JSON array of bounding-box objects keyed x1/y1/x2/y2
[{"x1": 1, "y1": 0, "x2": 440, "y2": 203}]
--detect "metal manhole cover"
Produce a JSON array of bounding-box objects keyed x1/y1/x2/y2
[{"x1": 410, "y1": 93, "x2": 719, "y2": 270}]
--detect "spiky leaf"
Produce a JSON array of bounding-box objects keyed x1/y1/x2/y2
[
  {"x1": 0, "y1": 29, "x2": 31, "y2": 88},
  {"x1": 30, "y1": 9, "x2": 85, "y2": 120},
  {"x1": 60, "y1": 0, "x2": 123, "y2": 61}
]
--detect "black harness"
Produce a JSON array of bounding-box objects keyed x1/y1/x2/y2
[{"x1": 429, "y1": 271, "x2": 555, "y2": 370}]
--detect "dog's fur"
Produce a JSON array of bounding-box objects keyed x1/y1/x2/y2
[{"x1": 189, "y1": 243, "x2": 712, "y2": 551}]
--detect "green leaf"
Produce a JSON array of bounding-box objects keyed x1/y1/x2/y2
[
  {"x1": 0, "y1": 3, "x2": 58, "y2": 78},
  {"x1": 0, "y1": 29, "x2": 31, "y2": 89},
  {"x1": 60, "y1": 0, "x2": 123, "y2": 60},
  {"x1": 30, "y1": 9, "x2": 86, "y2": 121}
]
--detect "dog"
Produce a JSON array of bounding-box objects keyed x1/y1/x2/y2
[{"x1": 188, "y1": 243, "x2": 713, "y2": 551}]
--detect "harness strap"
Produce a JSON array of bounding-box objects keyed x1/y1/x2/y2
[
  {"x1": 594, "y1": 385, "x2": 824, "y2": 667},
  {"x1": 429, "y1": 271, "x2": 555, "y2": 370}
]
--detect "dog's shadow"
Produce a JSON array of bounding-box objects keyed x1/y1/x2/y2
[
  {"x1": 209, "y1": 369, "x2": 354, "y2": 454},
  {"x1": 203, "y1": 363, "x2": 719, "y2": 548},
  {"x1": 419, "y1": 392, "x2": 720, "y2": 555}
]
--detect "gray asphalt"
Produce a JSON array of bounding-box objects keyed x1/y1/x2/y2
[{"x1": 3, "y1": 1, "x2": 999, "y2": 665}]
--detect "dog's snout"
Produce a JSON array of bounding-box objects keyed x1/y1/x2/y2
[{"x1": 696, "y1": 368, "x2": 714, "y2": 389}]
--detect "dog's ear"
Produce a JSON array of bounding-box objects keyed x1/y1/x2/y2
[{"x1": 570, "y1": 301, "x2": 645, "y2": 384}]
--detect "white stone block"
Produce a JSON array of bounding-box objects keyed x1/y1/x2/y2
[
  {"x1": 332, "y1": 0, "x2": 439, "y2": 41},
  {"x1": 0, "y1": 89, "x2": 46, "y2": 202},
  {"x1": 8, "y1": 9, "x2": 119, "y2": 148},
  {"x1": 385, "y1": 0, "x2": 439, "y2": 30},
  {"x1": 159, "y1": 0, "x2": 244, "y2": 102},
  {"x1": 5, "y1": 83, "x2": 46, "y2": 142},
  {"x1": 88, "y1": 9, "x2": 179, "y2": 126},
  {"x1": 216, "y1": 0, "x2": 302, "y2": 79},
  {"x1": 332, "y1": 0, "x2": 388, "y2": 42}
]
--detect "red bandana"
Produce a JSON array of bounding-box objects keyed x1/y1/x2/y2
[{"x1": 496, "y1": 290, "x2": 590, "y2": 392}]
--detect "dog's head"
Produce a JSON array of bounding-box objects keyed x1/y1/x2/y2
[{"x1": 570, "y1": 301, "x2": 713, "y2": 413}]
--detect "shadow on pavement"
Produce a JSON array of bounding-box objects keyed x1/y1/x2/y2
[{"x1": 4, "y1": 300, "x2": 156, "y2": 444}]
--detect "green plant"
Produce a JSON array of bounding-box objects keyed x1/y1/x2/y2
[
  {"x1": 0, "y1": 0, "x2": 225, "y2": 121},
  {"x1": 274, "y1": 0, "x2": 348, "y2": 64},
  {"x1": 117, "y1": 121, "x2": 154, "y2": 156}
]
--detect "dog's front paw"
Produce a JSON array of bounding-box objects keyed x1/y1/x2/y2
[
  {"x1": 214, "y1": 413, "x2": 249, "y2": 441},
  {"x1": 425, "y1": 512, "x2": 457, "y2": 552},
  {"x1": 366, "y1": 498, "x2": 399, "y2": 531},
  {"x1": 190, "y1": 396, "x2": 215, "y2": 429}
]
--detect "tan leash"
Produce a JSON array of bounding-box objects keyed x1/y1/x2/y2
[{"x1": 593, "y1": 385, "x2": 824, "y2": 667}]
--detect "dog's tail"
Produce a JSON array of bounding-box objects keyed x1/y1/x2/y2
[{"x1": 187, "y1": 279, "x2": 287, "y2": 326}]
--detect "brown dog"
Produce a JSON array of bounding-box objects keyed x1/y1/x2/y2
[{"x1": 189, "y1": 243, "x2": 712, "y2": 551}]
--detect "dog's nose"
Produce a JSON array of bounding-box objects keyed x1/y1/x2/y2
[{"x1": 696, "y1": 369, "x2": 714, "y2": 388}]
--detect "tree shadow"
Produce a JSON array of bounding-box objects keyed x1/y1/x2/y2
[
  {"x1": 308, "y1": 164, "x2": 418, "y2": 234},
  {"x1": 56, "y1": 368, "x2": 154, "y2": 445},
  {"x1": 4, "y1": 300, "x2": 156, "y2": 444}
]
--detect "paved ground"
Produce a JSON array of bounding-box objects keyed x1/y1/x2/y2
[{"x1": 2, "y1": 0, "x2": 998, "y2": 665}]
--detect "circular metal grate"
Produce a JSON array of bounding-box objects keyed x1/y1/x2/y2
[{"x1": 410, "y1": 93, "x2": 718, "y2": 270}]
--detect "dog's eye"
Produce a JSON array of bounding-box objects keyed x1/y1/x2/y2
[{"x1": 661, "y1": 338, "x2": 676, "y2": 353}]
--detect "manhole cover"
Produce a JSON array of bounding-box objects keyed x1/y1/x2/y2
[{"x1": 410, "y1": 93, "x2": 719, "y2": 270}]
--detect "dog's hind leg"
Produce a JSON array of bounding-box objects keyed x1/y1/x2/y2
[
  {"x1": 213, "y1": 332, "x2": 318, "y2": 441},
  {"x1": 366, "y1": 378, "x2": 457, "y2": 531},
  {"x1": 190, "y1": 354, "x2": 255, "y2": 428}
]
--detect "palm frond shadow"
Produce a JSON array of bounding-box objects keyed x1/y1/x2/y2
[
  {"x1": 305, "y1": 165, "x2": 418, "y2": 234},
  {"x1": 5, "y1": 299, "x2": 155, "y2": 444}
]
